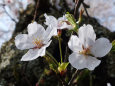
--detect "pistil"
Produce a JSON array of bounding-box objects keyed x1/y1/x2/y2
[{"x1": 79, "y1": 45, "x2": 91, "y2": 56}]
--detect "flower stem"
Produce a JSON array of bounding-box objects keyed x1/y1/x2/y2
[
  {"x1": 68, "y1": 70, "x2": 78, "y2": 86},
  {"x1": 90, "y1": 74, "x2": 93, "y2": 86},
  {"x1": 55, "y1": 72, "x2": 68, "y2": 86},
  {"x1": 46, "y1": 51, "x2": 58, "y2": 65},
  {"x1": 58, "y1": 37, "x2": 63, "y2": 63}
]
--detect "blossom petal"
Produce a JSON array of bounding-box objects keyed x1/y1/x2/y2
[
  {"x1": 44, "y1": 13, "x2": 58, "y2": 26},
  {"x1": 86, "y1": 56, "x2": 101, "y2": 70},
  {"x1": 27, "y1": 22, "x2": 45, "y2": 37},
  {"x1": 78, "y1": 24, "x2": 96, "y2": 48},
  {"x1": 15, "y1": 34, "x2": 34, "y2": 50},
  {"x1": 21, "y1": 40, "x2": 52, "y2": 61},
  {"x1": 91, "y1": 38, "x2": 112, "y2": 57},
  {"x1": 59, "y1": 22, "x2": 73, "y2": 30},
  {"x1": 69, "y1": 53, "x2": 101, "y2": 70},
  {"x1": 58, "y1": 15, "x2": 73, "y2": 30},
  {"x1": 68, "y1": 35, "x2": 82, "y2": 52},
  {"x1": 69, "y1": 53, "x2": 87, "y2": 70},
  {"x1": 58, "y1": 15, "x2": 67, "y2": 21},
  {"x1": 43, "y1": 25, "x2": 57, "y2": 43},
  {"x1": 107, "y1": 83, "x2": 111, "y2": 86},
  {"x1": 21, "y1": 48, "x2": 44, "y2": 61}
]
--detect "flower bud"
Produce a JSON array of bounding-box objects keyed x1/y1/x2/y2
[
  {"x1": 58, "y1": 62, "x2": 69, "y2": 75},
  {"x1": 57, "y1": 29, "x2": 62, "y2": 36},
  {"x1": 65, "y1": 12, "x2": 78, "y2": 31}
]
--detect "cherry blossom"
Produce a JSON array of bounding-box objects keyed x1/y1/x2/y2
[
  {"x1": 15, "y1": 22, "x2": 53, "y2": 61},
  {"x1": 107, "y1": 83, "x2": 111, "y2": 86},
  {"x1": 4, "y1": 0, "x2": 34, "y2": 22},
  {"x1": 68, "y1": 24, "x2": 112, "y2": 70},
  {"x1": 65, "y1": 0, "x2": 75, "y2": 10},
  {"x1": 0, "y1": 0, "x2": 34, "y2": 48},
  {"x1": 44, "y1": 13, "x2": 73, "y2": 36}
]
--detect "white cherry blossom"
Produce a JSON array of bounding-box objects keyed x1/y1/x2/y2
[
  {"x1": 107, "y1": 83, "x2": 111, "y2": 86},
  {"x1": 65, "y1": 0, "x2": 75, "y2": 10},
  {"x1": 15, "y1": 22, "x2": 53, "y2": 61},
  {"x1": 68, "y1": 24, "x2": 112, "y2": 70},
  {"x1": 0, "y1": 0, "x2": 34, "y2": 48},
  {"x1": 44, "y1": 13, "x2": 73, "y2": 36}
]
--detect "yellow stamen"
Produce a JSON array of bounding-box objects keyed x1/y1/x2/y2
[
  {"x1": 32, "y1": 37, "x2": 43, "y2": 49},
  {"x1": 79, "y1": 45, "x2": 91, "y2": 56}
]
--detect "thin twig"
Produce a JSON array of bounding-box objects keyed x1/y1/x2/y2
[
  {"x1": 33, "y1": 0, "x2": 39, "y2": 21},
  {"x1": 2, "y1": 5, "x2": 17, "y2": 23},
  {"x1": 2, "y1": 0, "x2": 17, "y2": 23},
  {"x1": 90, "y1": 73, "x2": 93, "y2": 86},
  {"x1": 58, "y1": 37, "x2": 63, "y2": 63},
  {"x1": 74, "y1": 0, "x2": 79, "y2": 17},
  {"x1": 82, "y1": 2, "x2": 89, "y2": 17},
  {"x1": 68, "y1": 70, "x2": 78, "y2": 86}
]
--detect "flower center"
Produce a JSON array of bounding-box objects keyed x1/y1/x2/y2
[
  {"x1": 32, "y1": 38, "x2": 44, "y2": 49},
  {"x1": 79, "y1": 45, "x2": 91, "y2": 56}
]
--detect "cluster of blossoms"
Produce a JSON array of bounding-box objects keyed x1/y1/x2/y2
[
  {"x1": 0, "y1": 0, "x2": 34, "y2": 48},
  {"x1": 2, "y1": 0, "x2": 34, "y2": 22},
  {"x1": 15, "y1": 13, "x2": 112, "y2": 71}
]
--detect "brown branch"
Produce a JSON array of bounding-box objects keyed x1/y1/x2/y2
[
  {"x1": 33, "y1": 0, "x2": 39, "y2": 21},
  {"x1": 74, "y1": 0, "x2": 79, "y2": 17},
  {"x1": 74, "y1": 0, "x2": 89, "y2": 19},
  {"x1": 82, "y1": 2, "x2": 89, "y2": 17},
  {"x1": 1, "y1": 0, "x2": 17, "y2": 23}
]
